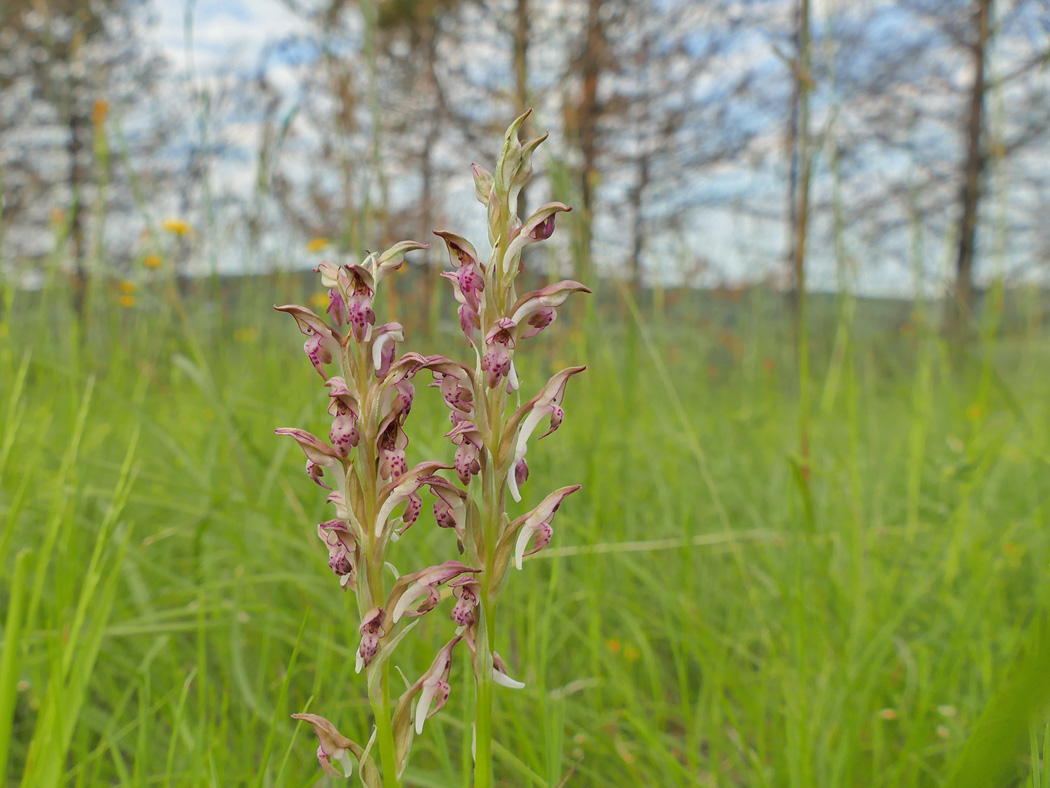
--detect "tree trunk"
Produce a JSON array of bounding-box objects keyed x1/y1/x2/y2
[
  {"x1": 514, "y1": 0, "x2": 530, "y2": 218},
  {"x1": 789, "y1": 0, "x2": 813, "y2": 486},
  {"x1": 67, "y1": 104, "x2": 89, "y2": 323},
  {"x1": 419, "y1": 123, "x2": 438, "y2": 330},
  {"x1": 949, "y1": 0, "x2": 992, "y2": 337},
  {"x1": 577, "y1": 0, "x2": 603, "y2": 284},
  {"x1": 628, "y1": 154, "x2": 649, "y2": 290}
]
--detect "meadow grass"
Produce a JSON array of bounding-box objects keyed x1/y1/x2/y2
[{"x1": 1, "y1": 272, "x2": 1049, "y2": 787}]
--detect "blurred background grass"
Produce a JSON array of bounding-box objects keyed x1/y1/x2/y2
[{"x1": 2, "y1": 267, "x2": 1050, "y2": 785}]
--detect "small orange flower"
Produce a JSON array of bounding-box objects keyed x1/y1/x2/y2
[
  {"x1": 92, "y1": 99, "x2": 109, "y2": 125},
  {"x1": 606, "y1": 639, "x2": 622, "y2": 655},
  {"x1": 762, "y1": 357, "x2": 776, "y2": 373},
  {"x1": 309, "y1": 292, "x2": 330, "y2": 310},
  {"x1": 162, "y1": 218, "x2": 193, "y2": 237},
  {"x1": 306, "y1": 237, "x2": 330, "y2": 253},
  {"x1": 877, "y1": 708, "x2": 898, "y2": 720},
  {"x1": 118, "y1": 280, "x2": 136, "y2": 293},
  {"x1": 118, "y1": 294, "x2": 135, "y2": 308},
  {"x1": 143, "y1": 253, "x2": 162, "y2": 269}
]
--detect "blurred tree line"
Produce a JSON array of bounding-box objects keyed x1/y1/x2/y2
[{"x1": 1, "y1": 0, "x2": 1049, "y2": 329}]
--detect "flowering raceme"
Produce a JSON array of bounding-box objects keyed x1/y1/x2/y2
[
  {"x1": 427, "y1": 108, "x2": 589, "y2": 788},
  {"x1": 277, "y1": 112, "x2": 588, "y2": 788}
]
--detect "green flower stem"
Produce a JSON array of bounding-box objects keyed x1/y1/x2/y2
[
  {"x1": 374, "y1": 662, "x2": 400, "y2": 788},
  {"x1": 473, "y1": 437, "x2": 504, "y2": 788},
  {"x1": 473, "y1": 592, "x2": 495, "y2": 788}
]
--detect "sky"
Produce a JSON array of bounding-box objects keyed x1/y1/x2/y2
[{"x1": 124, "y1": 0, "x2": 1045, "y2": 298}]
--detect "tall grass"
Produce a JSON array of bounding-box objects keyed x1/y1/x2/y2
[{"x1": 1, "y1": 267, "x2": 1049, "y2": 786}]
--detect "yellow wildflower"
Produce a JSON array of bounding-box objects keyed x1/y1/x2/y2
[
  {"x1": 118, "y1": 295, "x2": 135, "y2": 308},
  {"x1": 118, "y1": 280, "x2": 136, "y2": 294},
  {"x1": 92, "y1": 99, "x2": 109, "y2": 125},
  {"x1": 309, "y1": 292, "x2": 330, "y2": 310},
  {"x1": 306, "y1": 237, "x2": 329, "y2": 253},
  {"x1": 606, "y1": 639, "x2": 621, "y2": 655},
  {"x1": 143, "y1": 253, "x2": 162, "y2": 269},
  {"x1": 162, "y1": 218, "x2": 193, "y2": 237}
]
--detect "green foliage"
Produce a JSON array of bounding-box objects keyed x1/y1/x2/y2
[{"x1": 0, "y1": 275, "x2": 1049, "y2": 786}]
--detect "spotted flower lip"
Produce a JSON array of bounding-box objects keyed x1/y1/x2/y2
[
  {"x1": 387, "y1": 561, "x2": 481, "y2": 623},
  {"x1": 291, "y1": 713, "x2": 360, "y2": 778},
  {"x1": 481, "y1": 318, "x2": 516, "y2": 389},
  {"x1": 510, "y1": 485, "x2": 581, "y2": 569},
  {"x1": 305, "y1": 459, "x2": 332, "y2": 490},
  {"x1": 342, "y1": 264, "x2": 377, "y2": 342},
  {"x1": 446, "y1": 420, "x2": 483, "y2": 485},
  {"x1": 329, "y1": 414, "x2": 359, "y2": 457},
  {"x1": 426, "y1": 477, "x2": 467, "y2": 536},
  {"x1": 428, "y1": 358, "x2": 476, "y2": 418},
  {"x1": 356, "y1": 607, "x2": 387, "y2": 672},
  {"x1": 318, "y1": 519, "x2": 359, "y2": 587},
  {"x1": 324, "y1": 376, "x2": 360, "y2": 416},
  {"x1": 376, "y1": 419, "x2": 409, "y2": 481},
  {"x1": 448, "y1": 576, "x2": 480, "y2": 626}
]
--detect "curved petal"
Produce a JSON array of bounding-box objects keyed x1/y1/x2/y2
[
  {"x1": 375, "y1": 240, "x2": 429, "y2": 284},
  {"x1": 432, "y1": 231, "x2": 479, "y2": 269},
  {"x1": 275, "y1": 428, "x2": 343, "y2": 469},
  {"x1": 510, "y1": 485, "x2": 582, "y2": 569},
  {"x1": 502, "y1": 203, "x2": 572, "y2": 275}
]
